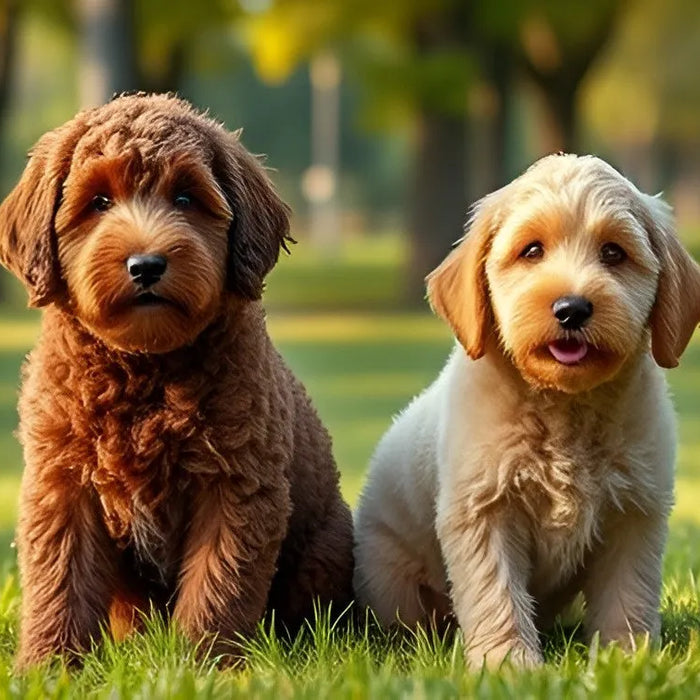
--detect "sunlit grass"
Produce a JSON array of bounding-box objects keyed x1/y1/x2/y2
[
  {"x1": 269, "y1": 312, "x2": 450, "y2": 343},
  {"x1": 3, "y1": 600, "x2": 700, "y2": 698},
  {"x1": 0, "y1": 320, "x2": 39, "y2": 352},
  {"x1": 264, "y1": 233, "x2": 409, "y2": 312}
]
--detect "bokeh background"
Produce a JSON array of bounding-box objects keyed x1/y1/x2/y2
[{"x1": 0, "y1": 0, "x2": 699, "y2": 559}]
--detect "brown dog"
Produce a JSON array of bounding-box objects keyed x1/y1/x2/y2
[{"x1": 0, "y1": 93, "x2": 354, "y2": 669}]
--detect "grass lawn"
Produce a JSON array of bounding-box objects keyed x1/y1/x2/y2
[{"x1": 0, "y1": 236, "x2": 699, "y2": 697}]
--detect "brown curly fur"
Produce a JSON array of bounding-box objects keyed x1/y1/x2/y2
[{"x1": 0, "y1": 93, "x2": 354, "y2": 669}]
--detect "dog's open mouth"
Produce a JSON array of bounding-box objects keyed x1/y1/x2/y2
[
  {"x1": 547, "y1": 338, "x2": 588, "y2": 365},
  {"x1": 133, "y1": 292, "x2": 172, "y2": 308}
]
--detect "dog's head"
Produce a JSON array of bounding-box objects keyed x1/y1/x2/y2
[
  {"x1": 0, "y1": 93, "x2": 291, "y2": 353},
  {"x1": 428, "y1": 154, "x2": 700, "y2": 393}
]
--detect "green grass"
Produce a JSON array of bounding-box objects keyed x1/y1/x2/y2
[
  {"x1": 264, "y1": 233, "x2": 409, "y2": 312},
  {"x1": 0, "y1": 236, "x2": 700, "y2": 697}
]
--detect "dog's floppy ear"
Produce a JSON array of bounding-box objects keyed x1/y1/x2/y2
[
  {"x1": 0, "y1": 127, "x2": 78, "y2": 307},
  {"x1": 426, "y1": 194, "x2": 500, "y2": 359},
  {"x1": 211, "y1": 130, "x2": 292, "y2": 300},
  {"x1": 641, "y1": 194, "x2": 700, "y2": 368}
]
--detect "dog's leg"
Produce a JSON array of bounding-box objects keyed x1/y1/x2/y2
[
  {"x1": 583, "y1": 510, "x2": 667, "y2": 648},
  {"x1": 267, "y1": 494, "x2": 354, "y2": 633},
  {"x1": 16, "y1": 479, "x2": 120, "y2": 670},
  {"x1": 173, "y1": 479, "x2": 290, "y2": 655},
  {"x1": 108, "y1": 587, "x2": 150, "y2": 641},
  {"x1": 353, "y1": 519, "x2": 435, "y2": 628},
  {"x1": 437, "y1": 500, "x2": 543, "y2": 668}
]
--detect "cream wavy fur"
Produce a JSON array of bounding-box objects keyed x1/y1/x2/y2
[{"x1": 353, "y1": 154, "x2": 700, "y2": 668}]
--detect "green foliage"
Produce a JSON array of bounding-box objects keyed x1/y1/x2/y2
[
  {"x1": 23, "y1": 0, "x2": 243, "y2": 94},
  {"x1": 523, "y1": 0, "x2": 620, "y2": 52},
  {"x1": 245, "y1": 0, "x2": 625, "y2": 132},
  {"x1": 355, "y1": 44, "x2": 477, "y2": 124},
  {"x1": 586, "y1": 0, "x2": 700, "y2": 144},
  {"x1": 20, "y1": 0, "x2": 72, "y2": 31},
  {"x1": 246, "y1": 0, "x2": 478, "y2": 121},
  {"x1": 134, "y1": 0, "x2": 240, "y2": 89}
]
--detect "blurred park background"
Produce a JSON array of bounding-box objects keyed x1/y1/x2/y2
[{"x1": 0, "y1": 0, "x2": 699, "y2": 543}]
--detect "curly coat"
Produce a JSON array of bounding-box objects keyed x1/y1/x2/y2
[{"x1": 0, "y1": 93, "x2": 354, "y2": 669}]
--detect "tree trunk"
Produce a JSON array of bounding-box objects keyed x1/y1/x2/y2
[
  {"x1": 548, "y1": 83, "x2": 577, "y2": 153},
  {"x1": 307, "y1": 52, "x2": 342, "y2": 252},
  {"x1": 469, "y1": 42, "x2": 517, "y2": 199},
  {"x1": 534, "y1": 77, "x2": 578, "y2": 152},
  {"x1": 489, "y1": 45, "x2": 517, "y2": 187},
  {"x1": 77, "y1": 0, "x2": 138, "y2": 107},
  {"x1": 406, "y1": 108, "x2": 468, "y2": 304},
  {"x1": 521, "y1": 4, "x2": 621, "y2": 154}
]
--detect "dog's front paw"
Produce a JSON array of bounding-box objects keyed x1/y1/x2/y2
[{"x1": 466, "y1": 638, "x2": 543, "y2": 669}]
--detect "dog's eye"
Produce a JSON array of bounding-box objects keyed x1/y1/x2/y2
[
  {"x1": 520, "y1": 241, "x2": 544, "y2": 261},
  {"x1": 174, "y1": 193, "x2": 193, "y2": 209},
  {"x1": 92, "y1": 194, "x2": 112, "y2": 212},
  {"x1": 600, "y1": 242, "x2": 627, "y2": 266}
]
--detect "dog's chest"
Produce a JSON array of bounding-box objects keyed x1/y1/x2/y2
[
  {"x1": 82, "y1": 371, "x2": 211, "y2": 571},
  {"x1": 495, "y1": 404, "x2": 633, "y2": 589},
  {"x1": 92, "y1": 410, "x2": 193, "y2": 567}
]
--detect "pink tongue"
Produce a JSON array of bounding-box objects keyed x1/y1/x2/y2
[{"x1": 548, "y1": 339, "x2": 588, "y2": 365}]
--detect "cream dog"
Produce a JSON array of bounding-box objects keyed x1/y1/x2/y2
[{"x1": 353, "y1": 154, "x2": 700, "y2": 667}]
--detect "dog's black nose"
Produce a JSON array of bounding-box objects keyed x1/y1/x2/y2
[
  {"x1": 127, "y1": 254, "x2": 167, "y2": 288},
  {"x1": 552, "y1": 295, "x2": 593, "y2": 330}
]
